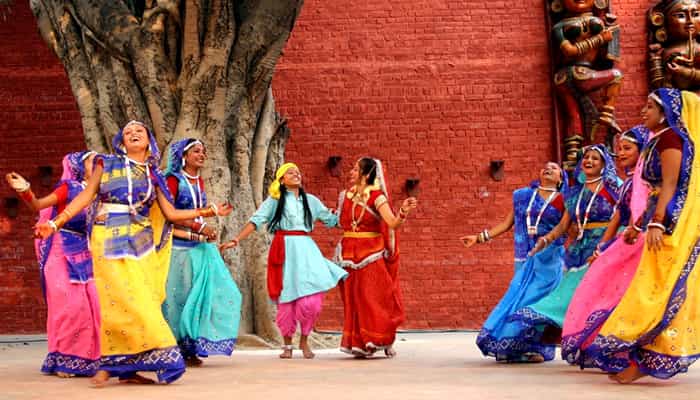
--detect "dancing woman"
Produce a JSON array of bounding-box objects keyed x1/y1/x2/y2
[
  {"x1": 221, "y1": 163, "x2": 347, "y2": 359},
  {"x1": 6, "y1": 151, "x2": 100, "y2": 377},
  {"x1": 335, "y1": 157, "x2": 417, "y2": 358},
  {"x1": 510, "y1": 145, "x2": 620, "y2": 346},
  {"x1": 586, "y1": 88, "x2": 700, "y2": 383},
  {"x1": 463, "y1": 162, "x2": 567, "y2": 362},
  {"x1": 561, "y1": 126, "x2": 650, "y2": 368},
  {"x1": 34, "y1": 121, "x2": 232, "y2": 386},
  {"x1": 162, "y1": 138, "x2": 242, "y2": 366}
]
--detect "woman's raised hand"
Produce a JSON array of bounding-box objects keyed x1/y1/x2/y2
[
  {"x1": 460, "y1": 235, "x2": 478, "y2": 249},
  {"x1": 215, "y1": 202, "x2": 233, "y2": 217},
  {"x1": 6, "y1": 172, "x2": 30, "y2": 192},
  {"x1": 401, "y1": 197, "x2": 418, "y2": 212}
]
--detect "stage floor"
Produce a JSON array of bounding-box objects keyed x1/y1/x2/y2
[{"x1": 1, "y1": 332, "x2": 698, "y2": 399}]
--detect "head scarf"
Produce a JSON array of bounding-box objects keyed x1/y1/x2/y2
[
  {"x1": 112, "y1": 120, "x2": 161, "y2": 166},
  {"x1": 571, "y1": 143, "x2": 620, "y2": 203},
  {"x1": 645, "y1": 88, "x2": 694, "y2": 232},
  {"x1": 268, "y1": 162, "x2": 299, "y2": 199},
  {"x1": 165, "y1": 138, "x2": 204, "y2": 177},
  {"x1": 61, "y1": 150, "x2": 97, "y2": 183},
  {"x1": 619, "y1": 125, "x2": 651, "y2": 153}
]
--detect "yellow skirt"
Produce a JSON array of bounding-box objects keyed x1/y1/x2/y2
[
  {"x1": 589, "y1": 91, "x2": 700, "y2": 378},
  {"x1": 90, "y1": 205, "x2": 185, "y2": 383}
]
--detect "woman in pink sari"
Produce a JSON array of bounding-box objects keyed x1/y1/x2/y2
[
  {"x1": 6, "y1": 151, "x2": 100, "y2": 377},
  {"x1": 561, "y1": 125, "x2": 650, "y2": 368}
]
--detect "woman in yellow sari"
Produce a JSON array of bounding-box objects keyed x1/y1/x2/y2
[
  {"x1": 585, "y1": 88, "x2": 700, "y2": 383},
  {"x1": 35, "y1": 121, "x2": 232, "y2": 386}
]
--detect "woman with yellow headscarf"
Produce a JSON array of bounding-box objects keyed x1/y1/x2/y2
[
  {"x1": 585, "y1": 88, "x2": 700, "y2": 383},
  {"x1": 221, "y1": 163, "x2": 347, "y2": 359}
]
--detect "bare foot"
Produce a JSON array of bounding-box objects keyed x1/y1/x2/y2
[
  {"x1": 186, "y1": 356, "x2": 204, "y2": 367},
  {"x1": 89, "y1": 370, "x2": 110, "y2": 388},
  {"x1": 300, "y1": 343, "x2": 315, "y2": 359},
  {"x1": 384, "y1": 346, "x2": 397, "y2": 358},
  {"x1": 56, "y1": 371, "x2": 75, "y2": 378},
  {"x1": 610, "y1": 364, "x2": 646, "y2": 384},
  {"x1": 119, "y1": 373, "x2": 156, "y2": 385},
  {"x1": 526, "y1": 354, "x2": 545, "y2": 363},
  {"x1": 279, "y1": 345, "x2": 293, "y2": 359}
]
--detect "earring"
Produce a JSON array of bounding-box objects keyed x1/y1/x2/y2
[{"x1": 659, "y1": 117, "x2": 666, "y2": 124}]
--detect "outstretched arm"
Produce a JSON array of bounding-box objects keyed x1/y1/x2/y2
[
  {"x1": 377, "y1": 197, "x2": 418, "y2": 229},
  {"x1": 155, "y1": 187, "x2": 232, "y2": 223},
  {"x1": 6, "y1": 172, "x2": 60, "y2": 212},
  {"x1": 460, "y1": 209, "x2": 514, "y2": 249},
  {"x1": 34, "y1": 164, "x2": 103, "y2": 238}
]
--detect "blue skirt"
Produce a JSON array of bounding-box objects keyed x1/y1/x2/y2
[
  {"x1": 476, "y1": 244, "x2": 564, "y2": 361},
  {"x1": 163, "y1": 242, "x2": 242, "y2": 358}
]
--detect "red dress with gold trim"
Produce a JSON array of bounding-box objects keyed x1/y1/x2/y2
[{"x1": 336, "y1": 188, "x2": 405, "y2": 355}]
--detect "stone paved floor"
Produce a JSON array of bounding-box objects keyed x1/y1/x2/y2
[{"x1": 1, "y1": 332, "x2": 698, "y2": 400}]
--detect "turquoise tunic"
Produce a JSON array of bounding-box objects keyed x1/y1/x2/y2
[{"x1": 250, "y1": 192, "x2": 348, "y2": 303}]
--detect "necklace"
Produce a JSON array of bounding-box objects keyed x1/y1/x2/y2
[
  {"x1": 526, "y1": 187, "x2": 558, "y2": 236},
  {"x1": 183, "y1": 170, "x2": 203, "y2": 223},
  {"x1": 124, "y1": 156, "x2": 152, "y2": 215},
  {"x1": 574, "y1": 180, "x2": 602, "y2": 241},
  {"x1": 585, "y1": 176, "x2": 602, "y2": 184},
  {"x1": 349, "y1": 194, "x2": 366, "y2": 232}
]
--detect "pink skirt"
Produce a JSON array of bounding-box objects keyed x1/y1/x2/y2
[
  {"x1": 38, "y1": 234, "x2": 101, "y2": 376},
  {"x1": 560, "y1": 233, "x2": 645, "y2": 367}
]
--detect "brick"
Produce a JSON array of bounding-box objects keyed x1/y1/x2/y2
[{"x1": 1, "y1": 0, "x2": 651, "y2": 333}]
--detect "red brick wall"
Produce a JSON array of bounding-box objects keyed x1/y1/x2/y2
[
  {"x1": 0, "y1": 4, "x2": 85, "y2": 332},
  {"x1": 0, "y1": 0, "x2": 653, "y2": 333}
]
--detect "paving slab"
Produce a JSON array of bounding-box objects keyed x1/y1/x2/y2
[{"x1": 1, "y1": 332, "x2": 698, "y2": 400}]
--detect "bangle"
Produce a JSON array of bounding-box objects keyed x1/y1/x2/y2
[
  {"x1": 483, "y1": 230, "x2": 491, "y2": 242},
  {"x1": 198, "y1": 222, "x2": 207, "y2": 233},
  {"x1": 47, "y1": 220, "x2": 58, "y2": 232},
  {"x1": 543, "y1": 237, "x2": 549, "y2": 245},
  {"x1": 631, "y1": 223, "x2": 643, "y2": 232},
  {"x1": 647, "y1": 222, "x2": 666, "y2": 231}
]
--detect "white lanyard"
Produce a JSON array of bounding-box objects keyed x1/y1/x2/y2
[
  {"x1": 525, "y1": 187, "x2": 558, "y2": 236},
  {"x1": 575, "y1": 180, "x2": 602, "y2": 241},
  {"x1": 124, "y1": 156, "x2": 152, "y2": 215},
  {"x1": 183, "y1": 171, "x2": 204, "y2": 223}
]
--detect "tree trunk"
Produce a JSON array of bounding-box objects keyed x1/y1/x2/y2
[{"x1": 29, "y1": 0, "x2": 304, "y2": 343}]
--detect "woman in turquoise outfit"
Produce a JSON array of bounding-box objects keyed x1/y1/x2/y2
[
  {"x1": 463, "y1": 162, "x2": 568, "y2": 362},
  {"x1": 510, "y1": 145, "x2": 620, "y2": 349},
  {"x1": 221, "y1": 163, "x2": 347, "y2": 359},
  {"x1": 162, "y1": 138, "x2": 242, "y2": 366}
]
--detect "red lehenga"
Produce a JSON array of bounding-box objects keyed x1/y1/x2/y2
[{"x1": 335, "y1": 187, "x2": 405, "y2": 356}]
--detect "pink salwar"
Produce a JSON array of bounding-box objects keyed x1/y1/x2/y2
[{"x1": 276, "y1": 293, "x2": 324, "y2": 337}]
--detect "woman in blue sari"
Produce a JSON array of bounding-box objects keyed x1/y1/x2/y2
[
  {"x1": 509, "y1": 145, "x2": 620, "y2": 350},
  {"x1": 463, "y1": 162, "x2": 567, "y2": 362},
  {"x1": 162, "y1": 138, "x2": 242, "y2": 366}
]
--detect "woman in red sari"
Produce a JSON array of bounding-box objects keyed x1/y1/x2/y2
[{"x1": 335, "y1": 157, "x2": 417, "y2": 358}]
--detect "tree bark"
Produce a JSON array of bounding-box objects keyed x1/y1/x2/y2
[{"x1": 29, "y1": 0, "x2": 304, "y2": 343}]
